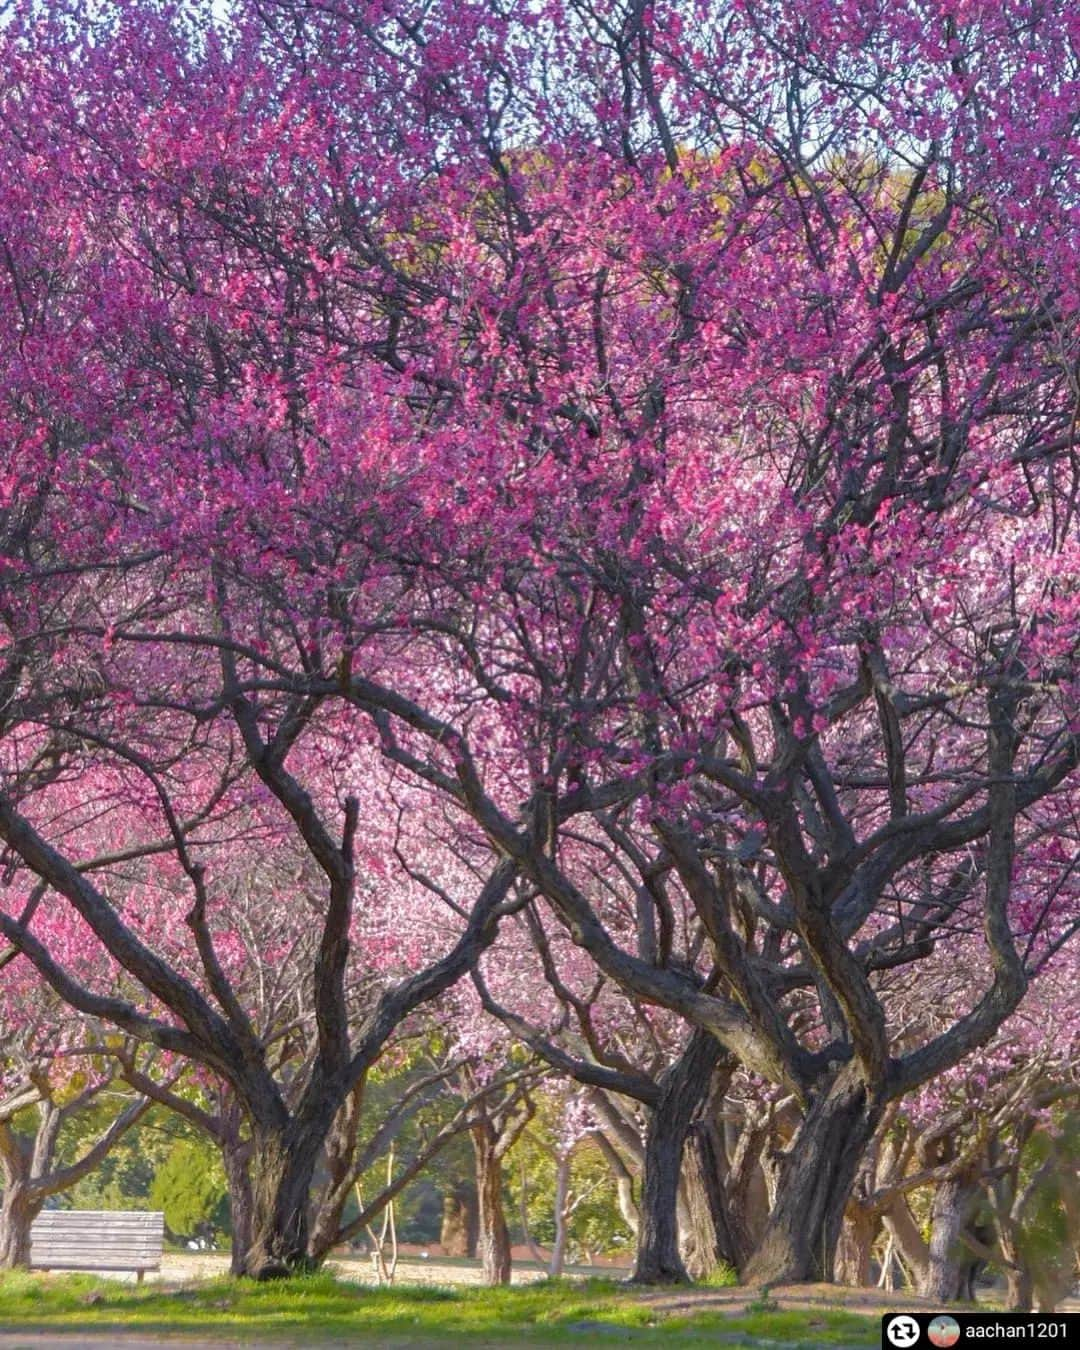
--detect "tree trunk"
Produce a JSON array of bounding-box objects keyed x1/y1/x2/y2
[
  {"x1": 222, "y1": 1142, "x2": 254, "y2": 1278},
  {"x1": 834, "y1": 1205, "x2": 877, "y2": 1287},
  {"x1": 241, "y1": 1127, "x2": 321, "y2": 1279},
  {"x1": 591, "y1": 1129, "x2": 639, "y2": 1237},
  {"x1": 919, "y1": 1174, "x2": 980, "y2": 1303},
  {"x1": 632, "y1": 1032, "x2": 727, "y2": 1285},
  {"x1": 0, "y1": 1181, "x2": 38, "y2": 1269},
  {"x1": 1006, "y1": 1263, "x2": 1034, "y2": 1312},
  {"x1": 882, "y1": 1196, "x2": 929, "y2": 1290},
  {"x1": 725, "y1": 1112, "x2": 773, "y2": 1253},
  {"x1": 681, "y1": 1115, "x2": 745, "y2": 1277},
  {"x1": 306, "y1": 1083, "x2": 367, "y2": 1266},
  {"x1": 743, "y1": 1069, "x2": 882, "y2": 1286},
  {"x1": 440, "y1": 1183, "x2": 478, "y2": 1256},
  {"x1": 472, "y1": 1122, "x2": 511, "y2": 1286},
  {"x1": 733, "y1": 1152, "x2": 773, "y2": 1252},
  {"x1": 958, "y1": 1219, "x2": 993, "y2": 1302},
  {"x1": 549, "y1": 1153, "x2": 571, "y2": 1278}
]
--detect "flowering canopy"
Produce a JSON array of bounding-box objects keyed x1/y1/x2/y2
[{"x1": 0, "y1": 0, "x2": 1076, "y2": 1282}]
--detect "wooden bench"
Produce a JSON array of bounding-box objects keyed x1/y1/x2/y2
[{"x1": 30, "y1": 1210, "x2": 164, "y2": 1282}]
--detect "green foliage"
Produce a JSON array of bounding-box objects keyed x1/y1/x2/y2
[
  {"x1": 63, "y1": 1106, "x2": 183, "y2": 1214},
  {"x1": 699, "y1": 1261, "x2": 739, "y2": 1287},
  {"x1": 745, "y1": 1294, "x2": 781, "y2": 1314},
  {"x1": 388, "y1": 1175, "x2": 445, "y2": 1244},
  {"x1": 148, "y1": 1140, "x2": 229, "y2": 1244},
  {"x1": 345, "y1": 1053, "x2": 476, "y2": 1246},
  {"x1": 505, "y1": 1105, "x2": 632, "y2": 1261},
  {"x1": 1001, "y1": 1110, "x2": 1080, "y2": 1305}
]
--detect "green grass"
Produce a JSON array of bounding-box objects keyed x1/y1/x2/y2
[
  {"x1": 697, "y1": 1260, "x2": 740, "y2": 1288},
  {"x1": 0, "y1": 1269, "x2": 880, "y2": 1346}
]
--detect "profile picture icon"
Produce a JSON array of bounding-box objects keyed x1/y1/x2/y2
[{"x1": 928, "y1": 1315, "x2": 961, "y2": 1348}]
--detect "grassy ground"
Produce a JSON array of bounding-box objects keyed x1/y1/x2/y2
[{"x1": 0, "y1": 1270, "x2": 881, "y2": 1346}]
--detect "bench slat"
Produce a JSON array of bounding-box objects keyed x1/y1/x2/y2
[
  {"x1": 31, "y1": 1245, "x2": 161, "y2": 1252},
  {"x1": 30, "y1": 1247, "x2": 161, "y2": 1258},
  {"x1": 32, "y1": 1246, "x2": 161, "y2": 1255},
  {"x1": 33, "y1": 1261, "x2": 160, "y2": 1269},
  {"x1": 33, "y1": 1225, "x2": 163, "y2": 1234},
  {"x1": 29, "y1": 1211, "x2": 164, "y2": 1274},
  {"x1": 33, "y1": 1220, "x2": 161, "y2": 1227},
  {"x1": 33, "y1": 1213, "x2": 163, "y2": 1224}
]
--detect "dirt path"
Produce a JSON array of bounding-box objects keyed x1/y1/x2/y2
[
  {"x1": 146, "y1": 1251, "x2": 606, "y2": 1287},
  {"x1": 636, "y1": 1280, "x2": 937, "y2": 1318},
  {"x1": 636, "y1": 1283, "x2": 1080, "y2": 1318}
]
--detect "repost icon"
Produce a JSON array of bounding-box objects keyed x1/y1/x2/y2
[{"x1": 886, "y1": 1315, "x2": 922, "y2": 1348}]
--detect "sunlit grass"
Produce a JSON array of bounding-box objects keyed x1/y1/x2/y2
[{"x1": 0, "y1": 1268, "x2": 880, "y2": 1344}]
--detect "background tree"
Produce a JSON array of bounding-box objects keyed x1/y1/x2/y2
[
  {"x1": 0, "y1": 978, "x2": 149, "y2": 1266},
  {"x1": 149, "y1": 1139, "x2": 229, "y2": 1249},
  {"x1": 506, "y1": 1086, "x2": 635, "y2": 1275}
]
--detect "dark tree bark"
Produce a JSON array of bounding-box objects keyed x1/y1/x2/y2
[
  {"x1": 957, "y1": 1219, "x2": 993, "y2": 1302},
  {"x1": 834, "y1": 1204, "x2": 877, "y2": 1287},
  {"x1": 307, "y1": 1059, "x2": 490, "y2": 1264},
  {"x1": 306, "y1": 1083, "x2": 364, "y2": 1265},
  {"x1": 632, "y1": 1111, "x2": 685, "y2": 1283},
  {"x1": 471, "y1": 1118, "x2": 512, "y2": 1286},
  {"x1": 680, "y1": 1103, "x2": 747, "y2": 1277},
  {"x1": 0, "y1": 1111, "x2": 45, "y2": 1271},
  {"x1": 123, "y1": 1070, "x2": 322, "y2": 1280},
  {"x1": 457, "y1": 1071, "x2": 534, "y2": 1287},
  {"x1": 242, "y1": 1124, "x2": 324, "y2": 1279},
  {"x1": 0, "y1": 1180, "x2": 37, "y2": 1269},
  {"x1": 919, "y1": 1171, "x2": 980, "y2": 1302},
  {"x1": 631, "y1": 1032, "x2": 732, "y2": 1284},
  {"x1": 743, "y1": 1068, "x2": 883, "y2": 1285},
  {"x1": 221, "y1": 1136, "x2": 254, "y2": 1278},
  {"x1": 123, "y1": 1066, "x2": 260, "y2": 1277},
  {"x1": 441, "y1": 598, "x2": 1054, "y2": 1292},
  {"x1": 440, "y1": 1183, "x2": 479, "y2": 1256},
  {"x1": 724, "y1": 1106, "x2": 774, "y2": 1256}
]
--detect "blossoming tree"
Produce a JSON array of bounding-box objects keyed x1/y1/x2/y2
[{"x1": 0, "y1": 0, "x2": 1076, "y2": 1286}]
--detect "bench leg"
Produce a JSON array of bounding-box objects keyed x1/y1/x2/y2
[{"x1": 137, "y1": 1270, "x2": 144, "y2": 1285}]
